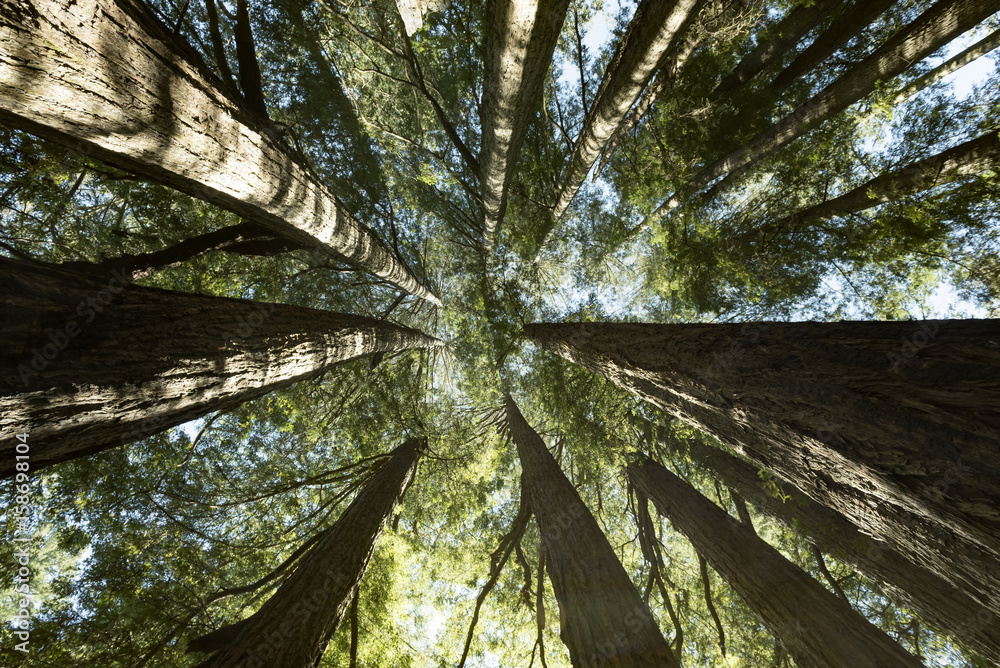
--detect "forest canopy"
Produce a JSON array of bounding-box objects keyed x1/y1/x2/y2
[{"x1": 1, "y1": 0, "x2": 999, "y2": 666}]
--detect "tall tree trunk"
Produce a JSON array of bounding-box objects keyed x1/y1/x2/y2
[
  {"x1": 0, "y1": 256, "x2": 439, "y2": 475},
  {"x1": 597, "y1": 0, "x2": 751, "y2": 179},
  {"x1": 769, "y1": 0, "x2": 897, "y2": 93},
  {"x1": 745, "y1": 129, "x2": 1000, "y2": 243},
  {"x1": 0, "y1": 0, "x2": 440, "y2": 305},
  {"x1": 629, "y1": 458, "x2": 926, "y2": 668},
  {"x1": 533, "y1": 0, "x2": 706, "y2": 264},
  {"x1": 503, "y1": 395, "x2": 678, "y2": 667},
  {"x1": 524, "y1": 320, "x2": 1000, "y2": 615},
  {"x1": 59, "y1": 221, "x2": 297, "y2": 280},
  {"x1": 645, "y1": 0, "x2": 1000, "y2": 225},
  {"x1": 480, "y1": 0, "x2": 571, "y2": 255},
  {"x1": 676, "y1": 433, "x2": 1000, "y2": 664},
  {"x1": 189, "y1": 438, "x2": 423, "y2": 667},
  {"x1": 234, "y1": 0, "x2": 268, "y2": 118},
  {"x1": 892, "y1": 26, "x2": 1000, "y2": 105},
  {"x1": 708, "y1": 0, "x2": 840, "y2": 102}
]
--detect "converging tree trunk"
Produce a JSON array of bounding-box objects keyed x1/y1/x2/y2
[
  {"x1": 189, "y1": 438, "x2": 424, "y2": 667},
  {"x1": 534, "y1": 0, "x2": 706, "y2": 263},
  {"x1": 503, "y1": 395, "x2": 678, "y2": 667},
  {"x1": 0, "y1": 256, "x2": 440, "y2": 475},
  {"x1": 892, "y1": 25, "x2": 1000, "y2": 105},
  {"x1": 629, "y1": 458, "x2": 926, "y2": 668},
  {"x1": 746, "y1": 129, "x2": 1000, "y2": 243},
  {"x1": 645, "y1": 0, "x2": 1000, "y2": 225},
  {"x1": 480, "y1": 0, "x2": 571, "y2": 254},
  {"x1": 525, "y1": 320, "x2": 1000, "y2": 615},
  {"x1": 769, "y1": 0, "x2": 897, "y2": 93},
  {"x1": 678, "y1": 434, "x2": 1000, "y2": 664},
  {"x1": 59, "y1": 221, "x2": 300, "y2": 280},
  {"x1": 0, "y1": 0, "x2": 440, "y2": 304},
  {"x1": 597, "y1": 0, "x2": 752, "y2": 179},
  {"x1": 708, "y1": 0, "x2": 840, "y2": 102}
]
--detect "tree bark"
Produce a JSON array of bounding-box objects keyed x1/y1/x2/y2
[
  {"x1": 629, "y1": 458, "x2": 926, "y2": 668},
  {"x1": 534, "y1": 0, "x2": 706, "y2": 263},
  {"x1": 59, "y1": 221, "x2": 297, "y2": 280},
  {"x1": 234, "y1": 0, "x2": 268, "y2": 118},
  {"x1": 769, "y1": 0, "x2": 898, "y2": 93},
  {"x1": 0, "y1": 256, "x2": 440, "y2": 475},
  {"x1": 480, "y1": 0, "x2": 571, "y2": 255},
  {"x1": 597, "y1": 0, "x2": 750, "y2": 179},
  {"x1": 503, "y1": 395, "x2": 678, "y2": 667},
  {"x1": 746, "y1": 129, "x2": 1000, "y2": 242},
  {"x1": 892, "y1": 25, "x2": 1000, "y2": 105},
  {"x1": 0, "y1": 0, "x2": 441, "y2": 305},
  {"x1": 679, "y1": 435, "x2": 1000, "y2": 664},
  {"x1": 190, "y1": 438, "x2": 423, "y2": 667},
  {"x1": 525, "y1": 320, "x2": 1000, "y2": 616},
  {"x1": 646, "y1": 0, "x2": 1000, "y2": 225},
  {"x1": 708, "y1": 0, "x2": 840, "y2": 102}
]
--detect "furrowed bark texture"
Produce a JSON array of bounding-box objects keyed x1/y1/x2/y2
[
  {"x1": 0, "y1": 257, "x2": 439, "y2": 475},
  {"x1": 648, "y1": 0, "x2": 1000, "y2": 223},
  {"x1": 682, "y1": 436, "x2": 1000, "y2": 664},
  {"x1": 708, "y1": 0, "x2": 840, "y2": 101},
  {"x1": 748, "y1": 129, "x2": 1000, "y2": 241},
  {"x1": 535, "y1": 0, "x2": 705, "y2": 260},
  {"x1": 0, "y1": 0, "x2": 440, "y2": 305},
  {"x1": 480, "y1": 0, "x2": 571, "y2": 254},
  {"x1": 195, "y1": 438, "x2": 423, "y2": 667},
  {"x1": 504, "y1": 396, "x2": 678, "y2": 667},
  {"x1": 525, "y1": 320, "x2": 1000, "y2": 615},
  {"x1": 629, "y1": 459, "x2": 925, "y2": 668}
]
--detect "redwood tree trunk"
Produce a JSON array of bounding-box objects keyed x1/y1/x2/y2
[
  {"x1": 0, "y1": 0, "x2": 440, "y2": 305},
  {"x1": 629, "y1": 458, "x2": 925, "y2": 668},
  {"x1": 59, "y1": 222, "x2": 294, "y2": 280},
  {"x1": 480, "y1": 0, "x2": 571, "y2": 254},
  {"x1": 680, "y1": 434, "x2": 1000, "y2": 665},
  {"x1": 0, "y1": 257, "x2": 439, "y2": 474},
  {"x1": 708, "y1": 0, "x2": 840, "y2": 102},
  {"x1": 191, "y1": 438, "x2": 423, "y2": 667},
  {"x1": 525, "y1": 320, "x2": 1000, "y2": 615},
  {"x1": 892, "y1": 26, "x2": 1000, "y2": 105},
  {"x1": 647, "y1": 0, "x2": 1000, "y2": 223},
  {"x1": 534, "y1": 0, "x2": 706, "y2": 262},
  {"x1": 747, "y1": 129, "x2": 1000, "y2": 241},
  {"x1": 769, "y1": 0, "x2": 897, "y2": 93},
  {"x1": 504, "y1": 395, "x2": 677, "y2": 667}
]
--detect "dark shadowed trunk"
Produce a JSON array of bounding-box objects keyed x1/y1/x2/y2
[
  {"x1": 58, "y1": 222, "x2": 300, "y2": 280},
  {"x1": 0, "y1": 0, "x2": 440, "y2": 304},
  {"x1": 534, "y1": 0, "x2": 706, "y2": 263},
  {"x1": 0, "y1": 256, "x2": 439, "y2": 474},
  {"x1": 675, "y1": 434, "x2": 1000, "y2": 664},
  {"x1": 646, "y1": 0, "x2": 1000, "y2": 225},
  {"x1": 504, "y1": 395, "x2": 678, "y2": 667},
  {"x1": 629, "y1": 458, "x2": 925, "y2": 668},
  {"x1": 480, "y1": 0, "x2": 571, "y2": 254},
  {"x1": 189, "y1": 438, "x2": 423, "y2": 667},
  {"x1": 525, "y1": 320, "x2": 1000, "y2": 616},
  {"x1": 708, "y1": 0, "x2": 840, "y2": 102},
  {"x1": 769, "y1": 0, "x2": 897, "y2": 93}
]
